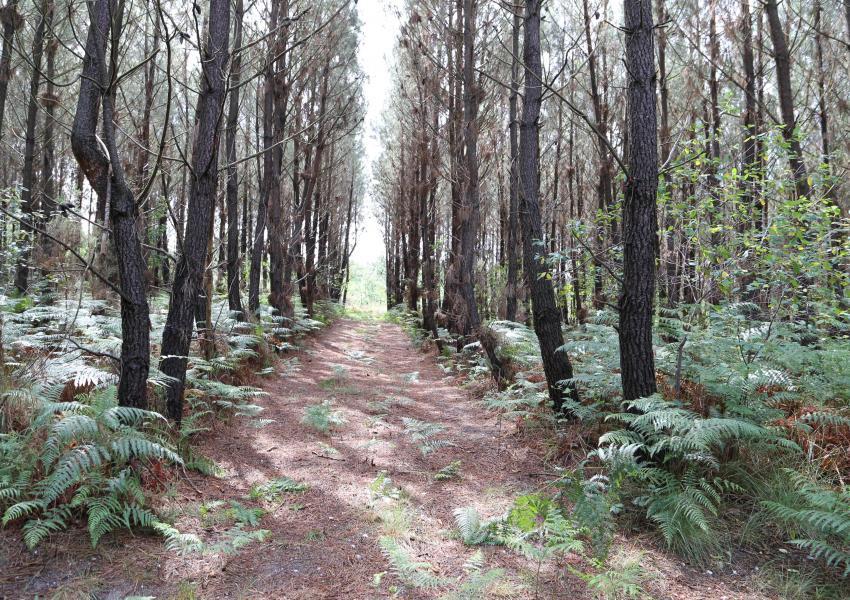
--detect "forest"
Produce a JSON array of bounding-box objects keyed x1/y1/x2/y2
[{"x1": 0, "y1": 0, "x2": 848, "y2": 597}]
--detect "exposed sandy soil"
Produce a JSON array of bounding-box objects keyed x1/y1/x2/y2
[{"x1": 0, "y1": 317, "x2": 774, "y2": 599}]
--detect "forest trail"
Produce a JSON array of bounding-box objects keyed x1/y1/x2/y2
[{"x1": 174, "y1": 315, "x2": 548, "y2": 598}]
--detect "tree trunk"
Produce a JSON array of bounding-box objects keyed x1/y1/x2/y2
[
  {"x1": 505, "y1": 8, "x2": 521, "y2": 323},
  {"x1": 13, "y1": 0, "x2": 50, "y2": 294},
  {"x1": 160, "y1": 0, "x2": 230, "y2": 422},
  {"x1": 519, "y1": 0, "x2": 578, "y2": 414},
  {"x1": 267, "y1": 0, "x2": 294, "y2": 321},
  {"x1": 248, "y1": 81, "x2": 267, "y2": 315},
  {"x1": 225, "y1": 0, "x2": 245, "y2": 319},
  {"x1": 619, "y1": 0, "x2": 658, "y2": 401},
  {"x1": 740, "y1": 0, "x2": 758, "y2": 219},
  {"x1": 39, "y1": 1, "x2": 57, "y2": 262},
  {"x1": 814, "y1": 2, "x2": 830, "y2": 170},
  {"x1": 457, "y1": 0, "x2": 481, "y2": 337},
  {"x1": 0, "y1": 0, "x2": 20, "y2": 186},
  {"x1": 301, "y1": 63, "x2": 330, "y2": 316},
  {"x1": 583, "y1": 0, "x2": 612, "y2": 310},
  {"x1": 764, "y1": 0, "x2": 810, "y2": 199},
  {"x1": 71, "y1": 0, "x2": 150, "y2": 409}
]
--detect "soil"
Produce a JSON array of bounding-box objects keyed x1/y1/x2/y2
[{"x1": 0, "y1": 317, "x2": 774, "y2": 599}]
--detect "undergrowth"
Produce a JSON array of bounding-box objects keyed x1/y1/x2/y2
[
  {"x1": 0, "y1": 293, "x2": 332, "y2": 551},
  {"x1": 439, "y1": 301, "x2": 850, "y2": 592}
]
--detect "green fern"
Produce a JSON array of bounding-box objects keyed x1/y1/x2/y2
[
  {"x1": 379, "y1": 535, "x2": 447, "y2": 589},
  {"x1": 435, "y1": 460, "x2": 462, "y2": 481},
  {"x1": 301, "y1": 400, "x2": 347, "y2": 433},
  {"x1": 249, "y1": 477, "x2": 309, "y2": 502},
  {"x1": 402, "y1": 417, "x2": 454, "y2": 456},
  {"x1": 153, "y1": 521, "x2": 204, "y2": 555},
  {"x1": 453, "y1": 506, "x2": 492, "y2": 545},
  {"x1": 762, "y1": 469, "x2": 850, "y2": 577}
]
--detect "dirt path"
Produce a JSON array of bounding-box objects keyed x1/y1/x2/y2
[{"x1": 182, "y1": 316, "x2": 548, "y2": 598}]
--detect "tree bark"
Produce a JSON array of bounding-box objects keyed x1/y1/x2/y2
[
  {"x1": 248, "y1": 82, "x2": 267, "y2": 315},
  {"x1": 505, "y1": 8, "x2": 521, "y2": 323},
  {"x1": 582, "y1": 0, "x2": 612, "y2": 310},
  {"x1": 301, "y1": 62, "x2": 330, "y2": 316},
  {"x1": 160, "y1": 0, "x2": 230, "y2": 422},
  {"x1": 456, "y1": 0, "x2": 481, "y2": 337},
  {"x1": 71, "y1": 0, "x2": 150, "y2": 409},
  {"x1": 14, "y1": 0, "x2": 50, "y2": 294},
  {"x1": 225, "y1": 0, "x2": 245, "y2": 319},
  {"x1": 0, "y1": 0, "x2": 20, "y2": 183},
  {"x1": 39, "y1": 1, "x2": 57, "y2": 261},
  {"x1": 266, "y1": 0, "x2": 294, "y2": 321},
  {"x1": 764, "y1": 0, "x2": 810, "y2": 199},
  {"x1": 619, "y1": 0, "x2": 658, "y2": 401},
  {"x1": 519, "y1": 0, "x2": 578, "y2": 414},
  {"x1": 740, "y1": 0, "x2": 758, "y2": 219},
  {"x1": 814, "y1": 1, "x2": 830, "y2": 170}
]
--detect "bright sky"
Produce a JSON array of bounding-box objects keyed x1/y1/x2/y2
[{"x1": 352, "y1": 0, "x2": 400, "y2": 266}]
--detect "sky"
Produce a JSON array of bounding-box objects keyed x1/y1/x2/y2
[{"x1": 351, "y1": 0, "x2": 401, "y2": 267}]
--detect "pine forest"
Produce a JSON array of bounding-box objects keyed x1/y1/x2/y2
[{"x1": 0, "y1": 0, "x2": 848, "y2": 597}]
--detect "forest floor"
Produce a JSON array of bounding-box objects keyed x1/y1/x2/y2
[{"x1": 0, "y1": 315, "x2": 777, "y2": 599}]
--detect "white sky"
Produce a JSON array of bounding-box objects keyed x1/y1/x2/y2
[{"x1": 352, "y1": 0, "x2": 400, "y2": 266}]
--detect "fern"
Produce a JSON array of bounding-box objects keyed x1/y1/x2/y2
[
  {"x1": 249, "y1": 477, "x2": 309, "y2": 502},
  {"x1": 208, "y1": 525, "x2": 272, "y2": 554},
  {"x1": 153, "y1": 521, "x2": 204, "y2": 555},
  {"x1": 762, "y1": 469, "x2": 850, "y2": 577},
  {"x1": 0, "y1": 383, "x2": 182, "y2": 548},
  {"x1": 453, "y1": 506, "x2": 492, "y2": 545},
  {"x1": 435, "y1": 460, "x2": 462, "y2": 481},
  {"x1": 379, "y1": 535, "x2": 447, "y2": 589},
  {"x1": 301, "y1": 400, "x2": 346, "y2": 433},
  {"x1": 632, "y1": 466, "x2": 733, "y2": 564},
  {"x1": 402, "y1": 417, "x2": 454, "y2": 456},
  {"x1": 441, "y1": 550, "x2": 505, "y2": 600}
]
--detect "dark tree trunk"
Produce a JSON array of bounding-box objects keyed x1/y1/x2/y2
[
  {"x1": 71, "y1": 0, "x2": 150, "y2": 409},
  {"x1": 708, "y1": 2, "x2": 721, "y2": 166},
  {"x1": 267, "y1": 0, "x2": 294, "y2": 320},
  {"x1": 248, "y1": 81, "x2": 267, "y2": 315},
  {"x1": 39, "y1": 2, "x2": 57, "y2": 260},
  {"x1": 519, "y1": 0, "x2": 578, "y2": 414},
  {"x1": 160, "y1": 0, "x2": 230, "y2": 422},
  {"x1": 301, "y1": 63, "x2": 330, "y2": 317},
  {"x1": 224, "y1": 0, "x2": 245, "y2": 319},
  {"x1": 158, "y1": 172, "x2": 171, "y2": 285},
  {"x1": 658, "y1": 0, "x2": 678, "y2": 305},
  {"x1": 814, "y1": 2, "x2": 830, "y2": 170},
  {"x1": 457, "y1": 0, "x2": 481, "y2": 337},
  {"x1": 583, "y1": 0, "x2": 612, "y2": 310},
  {"x1": 619, "y1": 0, "x2": 658, "y2": 401},
  {"x1": 740, "y1": 0, "x2": 758, "y2": 218},
  {"x1": 764, "y1": 0, "x2": 810, "y2": 199},
  {"x1": 0, "y1": 0, "x2": 20, "y2": 181},
  {"x1": 442, "y1": 0, "x2": 463, "y2": 324},
  {"x1": 14, "y1": 0, "x2": 50, "y2": 294},
  {"x1": 136, "y1": 11, "x2": 159, "y2": 268},
  {"x1": 505, "y1": 8, "x2": 521, "y2": 323},
  {"x1": 422, "y1": 100, "x2": 440, "y2": 337}
]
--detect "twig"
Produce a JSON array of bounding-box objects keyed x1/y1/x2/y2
[{"x1": 311, "y1": 450, "x2": 345, "y2": 461}]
